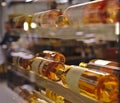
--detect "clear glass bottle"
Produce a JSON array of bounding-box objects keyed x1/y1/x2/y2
[
  {"x1": 31, "y1": 57, "x2": 65, "y2": 81},
  {"x1": 59, "y1": 65, "x2": 118, "y2": 103},
  {"x1": 35, "y1": 50, "x2": 66, "y2": 63}
]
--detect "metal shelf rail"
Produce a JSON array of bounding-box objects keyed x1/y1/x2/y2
[{"x1": 8, "y1": 65, "x2": 99, "y2": 103}]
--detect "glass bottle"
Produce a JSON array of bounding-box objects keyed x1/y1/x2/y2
[
  {"x1": 14, "y1": 85, "x2": 37, "y2": 102},
  {"x1": 63, "y1": 0, "x2": 119, "y2": 26},
  {"x1": 12, "y1": 52, "x2": 34, "y2": 70},
  {"x1": 35, "y1": 50, "x2": 66, "y2": 63},
  {"x1": 59, "y1": 65, "x2": 118, "y2": 103},
  {"x1": 79, "y1": 59, "x2": 119, "y2": 74},
  {"x1": 55, "y1": 15, "x2": 70, "y2": 27},
  {"x1": 31, "y1": 57, "x2": 65, "y2": 81},
  {"x1": 33, "y1": 9, "x2": 63, "y2": 28},
  {"x1": 103, "y1": 0, "x2": 120, "y2": 23},
  {"x1": 82, "y1": 0, "x2": 106, "y2": 24},
  {"x1": 46, "y1": 89, "x2": 65, "y2": 103}
]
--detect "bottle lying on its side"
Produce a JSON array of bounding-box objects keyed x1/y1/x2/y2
[
  {"x1": 79, "y1": 59, "x2": 119, "y2": 74},
  {"x1": 35, "y1": 50, "x2": 66, "y2": 63},
  {"x1": 31, "y1": 57, "x2": 65, "y2": 81},
  {"x1": 12, "y1": 51, "x2": 34, "y2": 70},
  {"x1": 59, "y1": 65, "x2": 118, "y2": 103}
]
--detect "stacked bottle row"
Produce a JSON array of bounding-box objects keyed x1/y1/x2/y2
[
  {"x1": 12, "y1": 50, "x2": 119, "y2": 103},
  {"x1": 13, "y1": 84, "x2": 48, "y2": 103},
  {"x1": 14, "y1": 0, "x2": 120, "y2": 30}
]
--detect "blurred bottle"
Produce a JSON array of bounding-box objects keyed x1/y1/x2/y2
[
  {"x1": 104, "y1": 0, "x2": 120, "y2": 23},
  {"x1": 31, "y1": 57, "x2": 65, "y2": 81},
  {"x1": 83, "y1": 0, "x2": 120, "y2": 24},
  {"x1": 79, "y1": 59, "x2": 119, "y2": 74},
  {"x1": 14, "y1": 15, "x2": 26, "y2": 28},
  {"x1": 14, "y1": 85, "x2": 48, "y2": 103},
  {"x1": 63, "y1": 0, "x2": 119, "y2": 26},
  {"x1": 12, "y1": 51, "x2": 34, "y2": 70},
  {"x1": 55, "y1": 15, "x2": 70, "y2": 27},
  {"x1": 46, "y1": 89, "x2": 65, "y2": 103},
  {"x1": 14, "y1": 15, "x2": 33, "y2": 30},
  {"x1": 33, "y1": 9, "x2": 63, "y2": 28},
  {"x1": 82, "y1": 0, "x2": 106, "y2": 24},
  {"x1": 59, "y1": 65, "x2": 118, "y2": 103},
  {"x1": 35, "y1": 50, "x2": 66, "y2": 63},
  {"x1": 14, "y1": 85, "x2": 37, "y2": 102}
]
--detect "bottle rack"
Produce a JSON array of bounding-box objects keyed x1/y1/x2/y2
[
  {"x1": 8, "y1": 0, "x2": 120, "y2": 103},
  {"x1": 8, "y1": 65, "x2": 99, "y2": 103}
]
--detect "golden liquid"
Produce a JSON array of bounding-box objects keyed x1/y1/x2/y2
[
  {"x1": 31, "y1": 57, "x2": 65, "y2": 81},
  {"x1": 46, "y1": 89, "x2": 65, "y2": 103},
  {"x1": 55, "y1": 15, "x2": 70, "y2": 27},
  {"x1": 33, "y1": 9, "x2": 63, "y2": 27},
  {"x1": 36, "y1": 50, "x2": 66, "y2": 63},
  {"x1": 60, "y1": 65, "x2": 118, "y2": 103},
  {"x1": 104, "y1": 0, "x2": 120, "y2": 23},
  {"x1": 14, "y1": 86, "x2": 37, "y2": 102},
  {"x1": 80, "y1": 59, "x2": 119, "y2": 74},
  {"x1": 82, "y1": 0, "x2": 119, "y2": 24}
]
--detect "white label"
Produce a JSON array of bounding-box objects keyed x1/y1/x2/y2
[
  {"x1": 29, "y1": 71, "x2": 35, "y2": 82},
  {"x1": 38, "y1": 60, "x2": 46, "y2": 75},
  {"x1": 31, "y1": 59, "x2": 42, "y2": 73},
  {"x1": 66, "y1": 66, "x2": 86, "y2": 92},
  {"x1": 94, "y1": 60, "x2": 111, "y2": 66}
]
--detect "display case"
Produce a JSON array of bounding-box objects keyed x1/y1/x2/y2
[{"x1": 7, "y1": 0, "x2": 120, "y2": 103}]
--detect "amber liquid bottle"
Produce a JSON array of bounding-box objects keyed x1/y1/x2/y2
[
  {"x1": 82, "y1": 0, "x2": 120, "y2": 24},
  {"x1": 14, "y1": 85, "x2": 48, "y2": 103},
  {"x1": 46, "y1": 89, "x2": 65, "y2": 103},
  {"x1": 14, "y1": 85, "x2": 37, "y2": 102},
  {"x1": 82, "y1": 0, "x2": 106, "y2": 24},
  {"x1": 59, "y1": 65, "x2": 118, "y2": 103},
  {"x1": 103, "y1": 0, "x2": 120, "y2": 23},
  {"x1": 12, "y1": 52, "x2": 34, "y2": 70},
  {"x1": 55, "y1": 15, "x2": 70, "y2": 27},
  {"x1": 33, "y1": 9, "x2": 63, "y2": 28},
  {"x1": 63, "y1": 0, "x2": 119, "y2": 26},
  {"x1": 45, "y1": 89, "x2": 71, "y2": 103},
  {"x1": 31, "y1": 57, "x2": 65, "y2": 81},
  {"x1": 35, "y1": 50, "x2": 66, "y2": 63},
  {"x1": 79, "y1": 59, "x2": 119, "y2": 74}
]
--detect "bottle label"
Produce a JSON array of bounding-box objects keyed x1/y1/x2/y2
[
  {"x1": 66, "y1": 66, "x2": 86, "y2": 92},
  {"x1": 29, "y1": 71, "x2": 36, "y2": 82},
  {"x1": 31, "y1": 59, "x2": 42, "y2": 73},
  {"x1": 93, "y1": 60, "x2": 111, "y2": 66},
  {"x1": 38, "y1": 60, "x2": 47, "y2": 75}
]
